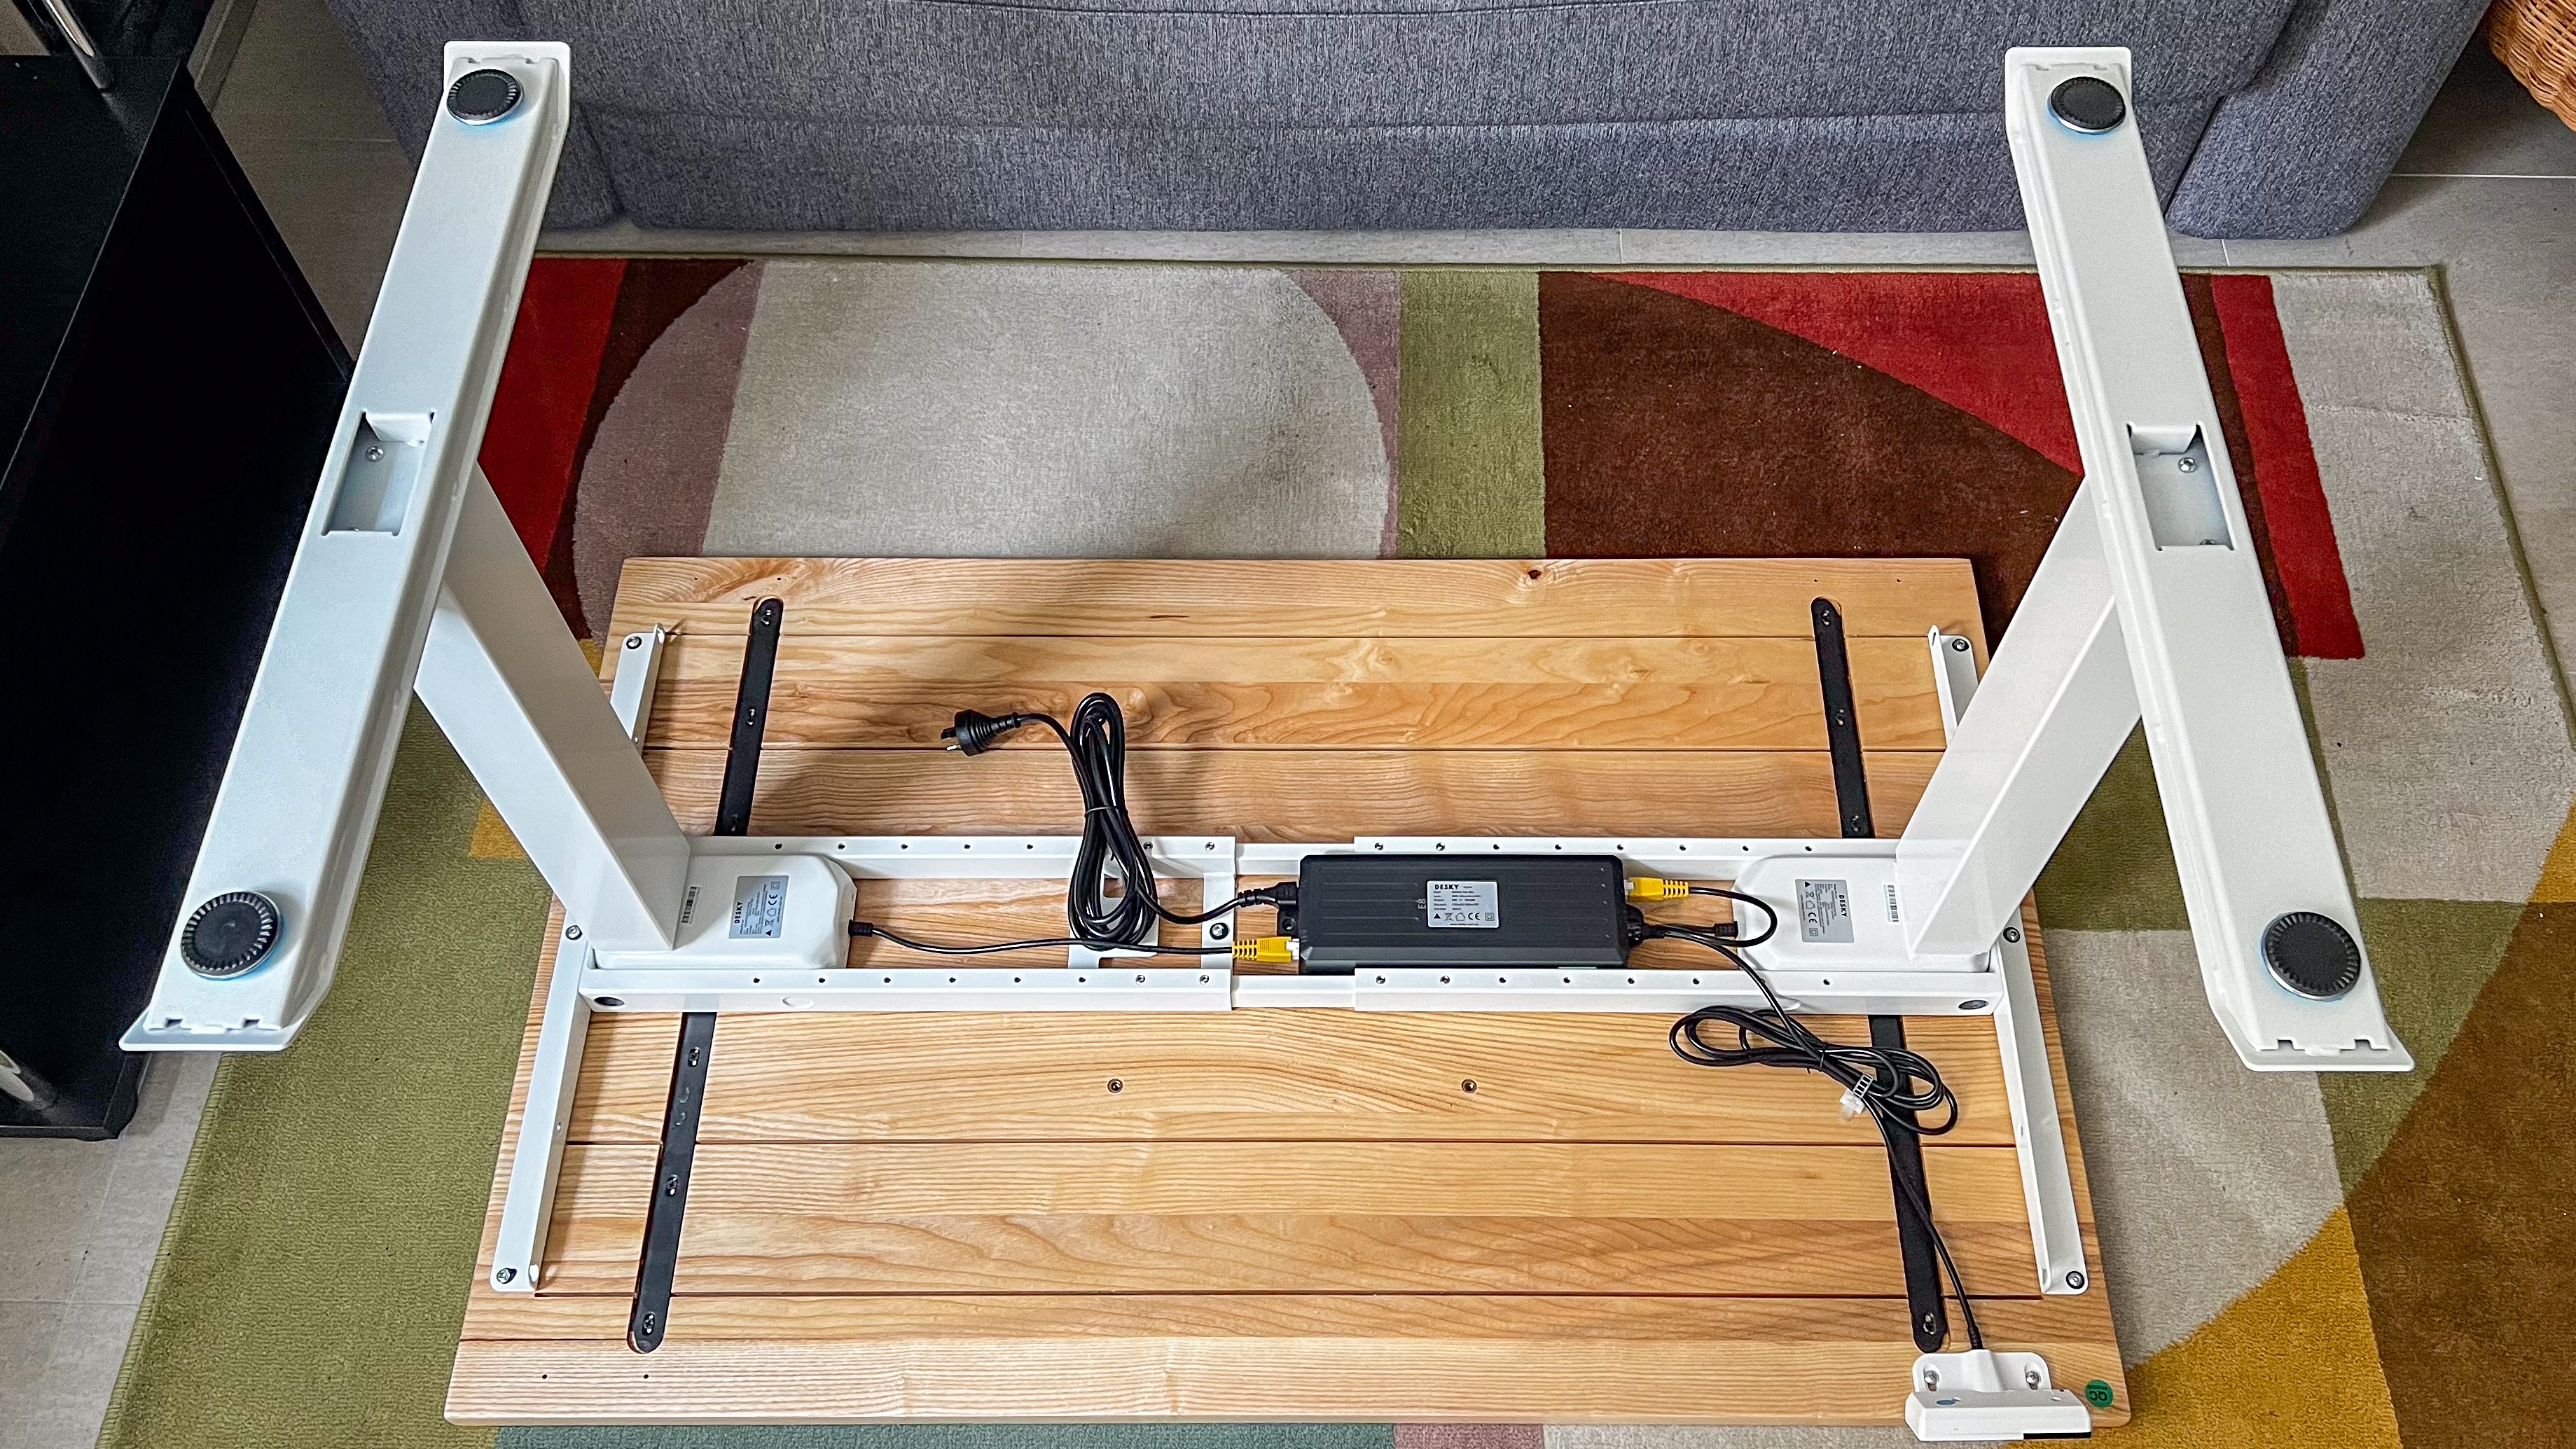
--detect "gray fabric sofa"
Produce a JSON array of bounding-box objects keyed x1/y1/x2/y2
[{"x1": 330, "y1": 0, "x2": 2486, "y2": 239}]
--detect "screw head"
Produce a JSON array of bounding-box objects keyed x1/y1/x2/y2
[
  {"x1": 1461, "y1": 1079, "x2": 1478, "y2": 1093},
  {"x1": 1209, "y1": 921, "x2": 1231, "y2": 941},
  {"x1": 364, "y1": 445, "x2": 385, "y2": 462},
  {"x1": 2025, "y1": 1366, "x2": 2044, "y2": 1389},
  {"x1": 1106, "y1": 1079, "x2": 1123, "y2": 1093},
  {"x1": 2066, "y1": 1269, "x2": 2089, "y2": 1290},
  {"x1": 494, "y1": 1267, "x2": 517, "y2": 1285},
  {"x1": 1949, "y1": 636, "x2": 1972, "y2": 653},
  {"x1": 625, "y1": 635, "x2": 644, "y2": 650},
  {"x1": 2003, "y1": 927, "x2": 2022, "y2": 943},
  {"x1": 563, "y1": 924, "x2": 583, "y2": 941}
]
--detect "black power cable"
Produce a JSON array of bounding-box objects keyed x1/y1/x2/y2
[
  {"x1": 1645, "y1": 887, "x2": 1986, "y2": 1350},
  {"x1": 852, "y1": 693, "x2": 1282, "y2": 957}
]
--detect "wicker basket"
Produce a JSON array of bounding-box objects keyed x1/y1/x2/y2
[{"x1": 2490, "y1": 0, "x2": 2576, "y2": 128}]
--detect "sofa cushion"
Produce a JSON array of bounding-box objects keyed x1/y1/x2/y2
[
  {"x1": 525, "y1": 0, "x2": 2297, "y2": 129},
  {"x1": 588, "y1": 99, "x2": 2214, "y2": 233}
]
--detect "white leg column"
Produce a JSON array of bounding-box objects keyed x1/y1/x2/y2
[
  {"x1": 416, "y1": 472, "x2": 688, "y2": 952},
  {"x1": 1897, "y1": 489, "x2": 2138, "y2": 959}
]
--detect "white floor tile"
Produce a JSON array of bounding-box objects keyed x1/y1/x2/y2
[{"x1": 0, "y1": 1139, "x2": 116, "y2": 1303}]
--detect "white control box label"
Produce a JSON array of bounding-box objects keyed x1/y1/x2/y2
[
  {"x1": 1425, "y1": 880, "x2": 1500, "y2": 929},
  {"x1": 1796, "y1": 879, "x2": 1854, "y2": 943},
  {"x1": 730, "y1": 875, "x2": 789, "y2": 939}
]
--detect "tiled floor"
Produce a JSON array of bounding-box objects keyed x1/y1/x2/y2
[
  {"x1": 5, "y1": 7, "x2": 2570, "y2": 1447},
  {"x1": 0, "y1": 1055, "x2": 214, "y2": 1449}
]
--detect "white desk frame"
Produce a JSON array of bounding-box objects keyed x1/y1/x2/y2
[{"x1": 118, "y1": 41, "x2": 2410, "y2": 1438}]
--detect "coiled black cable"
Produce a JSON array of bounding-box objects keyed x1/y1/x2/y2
[
  {"x1": 1649, "y1": 886, "x2": 1985, "y2": 1349},
  {"x1": 854, "y1": 693, "x2": 1276, "y2": 957}
]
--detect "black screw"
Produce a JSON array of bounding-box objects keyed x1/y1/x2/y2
[
  {"x1": 2003, "y1": 927, "x2": 2022, "y2": 943},
  {"x1": 1960, "y1": 1000, "x2": 1988, "y2": 1011},
  {"x1": 1461, "y1": 1079, "x2": 1478, "y2": 1093},
  {"x1": 564, "y1": 924, "x2": 583, "y2": 941},
  {"x1": 1107, "y1": 1079, "x2": 1123, "y2": 1093},
  {"x1": 625, "y1": 635, "x2": 643, "y2": 650},
  {"x1": 1210, "y1": 921, "x2": 1231, "y2": 940}
]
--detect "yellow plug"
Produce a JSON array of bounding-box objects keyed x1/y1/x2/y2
[
  {"x1": 1233, "y1": 936, "x2": 1297, "y2": 965},
  {"x1": 1626, "y1": 877, "x2": 1692, "y2": 902}
]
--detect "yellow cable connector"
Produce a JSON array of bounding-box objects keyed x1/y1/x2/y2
[
  {"x1": 1625, "y1": 877, "x2": 1693, "y2": 902},
  {"x1": 1233, "y1": 936, "x2": 1297, "y2": 965}
]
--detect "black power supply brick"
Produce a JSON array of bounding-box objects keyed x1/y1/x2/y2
[{"x1": 1294, "y1": 854, "x2": 1629, "y2": 975}]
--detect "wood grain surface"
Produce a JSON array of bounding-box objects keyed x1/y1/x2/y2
[
  {"x1": 449, "y1": 1294, "x2": 2121, "y2": 1425},
  {"x1": 640, "y1": 747, "x2": 1940, "y2": 840},
  {"x1": 604, "y1": 557, "x2": 1981, "y2": 642},
  {"x1": 636, "y1": 634, "x2": 1948, "y2": 750},
  {"x1": 558, "y1": 1006, "x2": 2021, "y2": 1145},
  {"x1": 452, "y1": 557, "x2": 2125, "y2": 1428}
]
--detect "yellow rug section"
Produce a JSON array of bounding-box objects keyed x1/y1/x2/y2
[
  {"x1": 2103, "y1": 1207, "x2": 2398, "y2": 1447},
  {"x1": 467, "y1": 800, "x2": 525, "y2": 860},
  {"x1": 2533, "y1": 798, "x2": 2576, "y2": 902}
]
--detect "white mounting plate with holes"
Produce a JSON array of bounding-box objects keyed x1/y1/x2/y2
[{"x1": 1905, "y1": 1350, "x2": 2093, "y2": 1441}]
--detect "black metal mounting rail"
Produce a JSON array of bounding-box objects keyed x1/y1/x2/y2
[
  {"x1": 628, "y1": 595, "x2": 782, "y2": 1354},
  {"x1": 1812, "y1": 595, "x2": 1948, "y2": 1353}
]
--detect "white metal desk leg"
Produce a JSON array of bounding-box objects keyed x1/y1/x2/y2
[
  {"x1": 490, "y1": 625, "x2": 670, "y2": 1293},
  {"x1": 418, "y1": 473, "x2": 688, "y2": 956},
  {"x1": 2004, "y1": 48, "x2": 2408, "y2": 1072},
  {"x1": 1897, "y1": 490, "x2": 2136, "y2": 959}
]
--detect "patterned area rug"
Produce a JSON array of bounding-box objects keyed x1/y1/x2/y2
[{"x1": 102, "y1": 262, "x2": 2576, "y2": 1449}]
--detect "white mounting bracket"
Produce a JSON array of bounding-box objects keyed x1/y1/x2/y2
[{"x1": 1906, "y1": 1350, "x2": 2095, "y2": 1441}]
